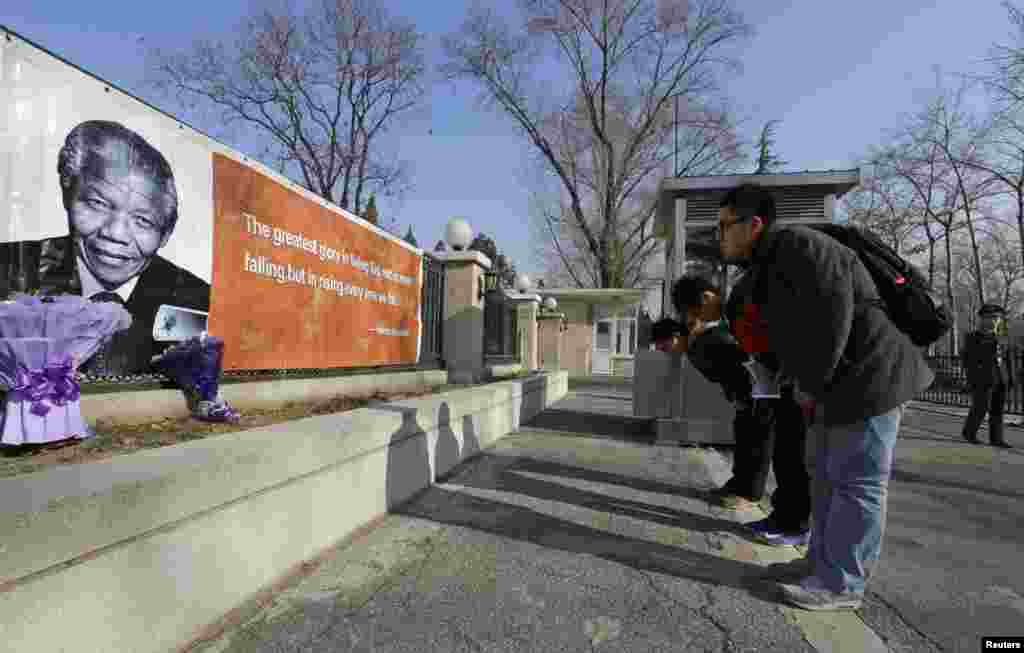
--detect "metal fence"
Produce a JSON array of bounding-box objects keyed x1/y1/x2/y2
[
  {"x1": 919, "y1": 349, "x2": 1024, "y2": 414},
  {"x1": 482, "y1": 271, "x2": 518, "y2": 364},
  {"x1": 419, "y1": 252, "x2": 445, "y2": 367}
]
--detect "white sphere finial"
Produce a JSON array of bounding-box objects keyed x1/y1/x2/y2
[
  {"x1": 445, "y1": 217, "x2": 473, "y2": 251},
  {"x1": 515, "y1": 273, "x2": 531, "y2": 293},
  {"x1": 543, "y1": 296, "x2": 557, "y2": 311}
]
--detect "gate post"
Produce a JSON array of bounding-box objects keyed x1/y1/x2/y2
[
  {"x1": 438, "y1": 250, "x2": 491, "y2": 384},
  {"x1": 506, "y1": 292, "x2": 541, "y2": 371},
  {"x1": 537, "y1": 311, "x2": 565, "y2": 371}
]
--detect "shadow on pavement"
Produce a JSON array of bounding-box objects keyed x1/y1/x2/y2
[
  {"x1": 394, "y1": 480, "x2": 780, "y2": 603},
  {"x1": 445, "y1": 454, "x2": 756, "y2": 540},
  {"x1": 523, "y1": 408, "x2": 655, "y2": 444},
  {"x1": 395, "y1": 451, "x2": 782, "y2": 604},
  {"x1": 889, "y1": 467, "x2": 1024, "y2": 501},
  {"x1": 379, "y1": 398, "x2": 784, "y2": 611}
]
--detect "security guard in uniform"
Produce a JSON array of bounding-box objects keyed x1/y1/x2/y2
[{"x1": 961, "y1": 304, "x2": 1014, "y2": 448}]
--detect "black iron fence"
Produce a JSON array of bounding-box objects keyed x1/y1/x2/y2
[
  {"x1": 919, "y1": 348, "x2": 1024, "y2": 414},
  {"x1": 419, "y1": 252, "x2": 445, "y2": 367},
  {"x1": 482, "y1": 271, "x2": 518, "y2": 364}
]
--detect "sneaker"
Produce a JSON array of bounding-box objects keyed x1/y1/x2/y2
[
  {"x1": 755, "y1": 528, "x2": 811, "y2": 547},
  {"x1": 778, "y1": 576, "x2": 863, "y2": 611},
  {"x1": 758, "y1": 557, "x2": 813, "y2": 582}
]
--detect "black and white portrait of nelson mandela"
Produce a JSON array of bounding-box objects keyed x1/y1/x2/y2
[{"x1": 1, "y1": 120, "x2": 210, "y2": 374}]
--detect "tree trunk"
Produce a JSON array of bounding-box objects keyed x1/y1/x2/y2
[
  {"x1": 964, "y1": 214, "x2": 986, "y2": 305},
  {"x1": 1017, "y1": 187, "x2": 1024, "y2": 269},
  {"x1": 354, "y1": 137, "x2": 370, "y2": 217},
  {"x1": 944, "y1": 232, "x2": 957, "y2": 356}
]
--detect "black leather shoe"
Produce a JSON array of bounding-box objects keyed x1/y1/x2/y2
[
  {"x1": 963, "y1": 434, "x2": 980, "y2": 444},
  {"x1": 992, "y1": 441, "x2": 1013, "y2": 449}
]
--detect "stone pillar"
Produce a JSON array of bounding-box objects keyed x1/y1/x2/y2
[
  {"x1": 506, "y1": 292, "x2": 541, "y2": 371},
  {"x1": 537, "y1": 312, "x2": 565, "y2": 371},
  {"x1": 439, "y1": 251, "x2": 491, "y2": 384}
]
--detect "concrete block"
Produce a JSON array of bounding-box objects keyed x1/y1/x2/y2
[{"x1": 0, "y1": 371, "x2": 568, "y2": 653}]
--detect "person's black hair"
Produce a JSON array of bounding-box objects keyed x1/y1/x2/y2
[
  {"x1": 651, "y1": 317, "x2": 685, "y2": 341},
  {"x1": 671, "y1": 275, "x2": 718, "y2": 316},
  {"x1": 58, "y1": 120, "x2": 179, "y2": 234},
  {"x1": 719, "y1": 183, "x2": 776, "y2": 226}
]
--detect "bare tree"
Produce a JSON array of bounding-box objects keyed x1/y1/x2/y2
[
  {"x1": 442, "y1": 0, "x2": 751, "y2": 288},
  {"x1": 843, "y1": 159, "x2": 924, "y2": 257},
  {"x1": 909, "y1": 83, "x2": 999, "y2": 306},
  {"x1": 753, "y1": 120, "x2": 787, "y2": 174},
  {"x1": 954, "y1": 108, "x2": 1024, "y2": 268},
  {"x1": 959, "y1": 4, "x2": 1024, "y2": 268},
  {"x1": 975, "y1": 218, "x2": 1024, "y2": 312},
  {"x1": 148, "y1": 0, "x2": 426, "y2": 213},
  {"x1": 978, "y1": 1, "x2": 1024, "y2": 109},
  {"x1": 881, "y1": 136, "x2": 966, "y2": 352}
]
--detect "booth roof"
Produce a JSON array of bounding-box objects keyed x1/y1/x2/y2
[
  {"x1": 538, "y1": 288, "x2": 649, "y2": 306},
  {"x1": 659, "y1": 169, "x2": 860, "y2": 198}
]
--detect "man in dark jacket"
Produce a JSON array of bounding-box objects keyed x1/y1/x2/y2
[
  {"x1": 961, "y1": 304, "x2": 1014, "y2": 448},
  {"x1": 717, "y1": 183, "x2": 934, "y2": 611}
]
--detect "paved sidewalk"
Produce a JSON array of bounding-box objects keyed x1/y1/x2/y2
[{"x1": 185, "y1": 388, "x2": 953, "y2": 653}]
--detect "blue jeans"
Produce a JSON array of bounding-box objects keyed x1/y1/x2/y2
[{"x1": 807, "y1": 404, "x2": 904, "y2": 595}]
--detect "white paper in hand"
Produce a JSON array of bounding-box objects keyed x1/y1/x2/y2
[{"x1": 742, "y1": 360, "x2": 781, "y2": 399}]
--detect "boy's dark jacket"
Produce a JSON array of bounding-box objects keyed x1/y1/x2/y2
[{"x1": 744, "y1": 223, "x2": 934, "y2": 425}]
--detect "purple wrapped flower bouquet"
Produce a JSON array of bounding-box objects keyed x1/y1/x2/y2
[
  {"x1": 0, "y1": 294, "x2": 132, "y2": 446},
  {"x1": 151, "y1": 333, "x2": 240, "y2": 423}
]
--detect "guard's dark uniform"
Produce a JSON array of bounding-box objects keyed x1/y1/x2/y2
[{"x1": 961, "y1": 305, "x2": 1013, "y2": 447}]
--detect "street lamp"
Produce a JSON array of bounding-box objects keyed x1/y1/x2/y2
[
  {"x1": 445, "y1": 217, "x2": 473, "y2": 251},
  {"x1": 515, "y1": 273, "x2": 532, "y2": 293}
]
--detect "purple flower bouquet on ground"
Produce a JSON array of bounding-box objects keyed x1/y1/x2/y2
[
  {"x1": 151, "y1": 334, "x2": 240, "y2": 423},
  {"x1": 0, "y1": 294, "x2": 132, "y2": 446}
]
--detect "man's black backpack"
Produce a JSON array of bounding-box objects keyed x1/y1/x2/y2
[{"x1": 808, "y1": 224, "x2": 952, "y2": 347}]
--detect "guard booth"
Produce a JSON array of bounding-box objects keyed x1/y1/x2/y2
[{"x1": 634, "y1": 170, "x2": 860, "y2": 444}]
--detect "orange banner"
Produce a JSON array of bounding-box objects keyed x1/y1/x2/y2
[{"x1": 208, "y1": 154, "x2": 421, "y2": 370}]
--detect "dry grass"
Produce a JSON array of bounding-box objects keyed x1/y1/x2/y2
[{"x1": 0, "y1": 386, "x2": 442, "y2": 479}]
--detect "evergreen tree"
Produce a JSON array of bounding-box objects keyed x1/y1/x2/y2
[
  {"x1": 403, "y1": 226, "x2": 418, "y2": 247},
  {"x1": 753, "y1": 120, "x2": 788, "y2": 174},
  {"x1": 364, "y1": 194, "x2": 379, "y2": 225}
]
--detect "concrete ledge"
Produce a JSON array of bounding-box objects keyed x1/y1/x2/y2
[
  {"x1": 82, "y1": 369, "x2": 449, "y2": 426},
  {"x1": 0, "y1": 370, "x2": 568, "y2": 653},
  {"x1": 486, "y1": 363, "x2": 524, "y2": 380},
  {"x1": 569, "y1": 374, "x2": 634, "y2": 387}
]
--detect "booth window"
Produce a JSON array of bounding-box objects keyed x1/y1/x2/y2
[{"x1": 596, "y1": 321, "x2": 612, "y2": 349}]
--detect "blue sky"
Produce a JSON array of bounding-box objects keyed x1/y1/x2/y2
[{"x1": 1, "y1": 1, "x2": 1012, "y2": 280}]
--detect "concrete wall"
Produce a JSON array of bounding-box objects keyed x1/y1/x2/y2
[{"x1": 0, "y1": 371, "x2": 568, "y2": 653}]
